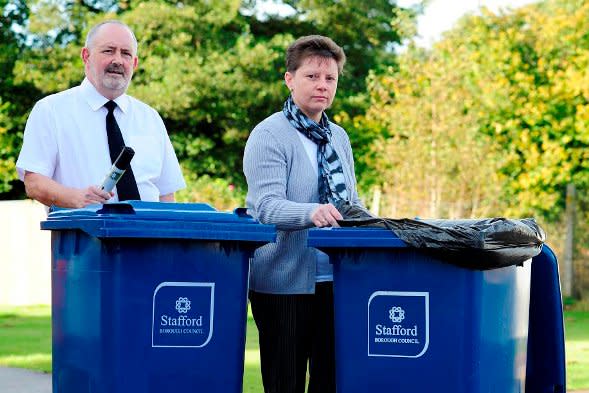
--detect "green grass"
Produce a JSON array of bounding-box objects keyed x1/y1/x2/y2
[
  {"x1": 0, "y1": 305, "x2": 264, "y2": 389},
  {"x1": 0, "y1": 305, "x2": 51, "y2": 373},
  {"x1": 244, "y1": 313, "x2": 263, "y2": 393},
  {"x1": 565, "y1": 311, "x2": 589, "y2": 390},
  {"x1": 1, "y1": 305, "x2": 588, "y2": 390}
]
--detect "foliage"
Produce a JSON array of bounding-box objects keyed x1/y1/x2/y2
[
  {"x1": 356, "y1": 45, "x2": 504, "y2": 218},
  {"x1": 0, "y1": 0, "x2": 34, "y2": 194},
  {"x1": 3, "y1": 0, "x2": 414, "y2": 199},
  {"x1": 0, "y1": 99, "x2": 22, "y2": 193},
  {"x1": 354, "y1": 0, "x2": 589, "y2": 224},
  {"x1": 439, "y1": 2, "x2": 589, "y2": 220},
  {"x1": 245, "y1": 1, "x2": 418, "y2": 80},
  {"x1": 1, "y1": 0, "x2": 416, "y2": 206},
  {"x1": 176, "y1": 173, "x2": 246, "y2": 211}
]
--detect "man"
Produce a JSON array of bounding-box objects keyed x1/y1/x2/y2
[{"x1": 16, "y1": 20, "x2": 185, "y2": 208}]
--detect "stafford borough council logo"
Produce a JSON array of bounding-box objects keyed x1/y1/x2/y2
[
  {"x1": 368, "y1": 291, "x2": 429, "y2": 358},
  {"x1": 152, "y1": 282, "x2": 215, "y2": 348},
  {"x1": 176, "y1": 297, "x2": 191, "y2": 314},
  {"x1": 389, "y1": 306, "x2": 405, "y2": 323}
]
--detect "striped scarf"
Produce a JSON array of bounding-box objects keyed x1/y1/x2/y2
[{"x1": 283, "y1": 95, "x2": 349, "y2": 204}]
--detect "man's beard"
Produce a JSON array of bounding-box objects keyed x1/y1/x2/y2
[
  {"x1": 102, "y1": 74, "x2": 128, "y2": 91},
  {"x1": 102, "y1": 63, "x2": 130, "y2": 91}
]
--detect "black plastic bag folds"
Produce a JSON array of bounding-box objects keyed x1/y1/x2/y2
[{"x1": 334, "y1": 201, "x2": 546, "y2": 270}]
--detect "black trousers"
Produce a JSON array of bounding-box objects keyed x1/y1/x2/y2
[{"x1": 249, "y1": 282, "x2": 336, "y2": 393}]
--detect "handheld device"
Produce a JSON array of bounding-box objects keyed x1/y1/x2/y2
[{"x1": 100, "y1": 146, "x2": 135, "y2": 192}]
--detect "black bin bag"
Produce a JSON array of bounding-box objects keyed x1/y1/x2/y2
[{"x1": 334, "y1": 201, "x2": 546, "y2": 270}]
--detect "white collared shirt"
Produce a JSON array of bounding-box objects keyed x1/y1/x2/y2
[{"x1": 16, "y1": 78, "x2": 186, "y2": 202}]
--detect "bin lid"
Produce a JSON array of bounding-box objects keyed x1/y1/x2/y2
[
  {"x1": 308, "y1": 227, "x2": 408, "y2": 248},
  {"x1": 41, "y1": 201, "x2": 276, "y2": 243}
]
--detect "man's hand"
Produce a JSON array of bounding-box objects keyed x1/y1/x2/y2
[
  {"x1": 69, "y1": 186, "x2": 113, "y2": 208},
  {"x1": 24, "y1": 172, "x2": 112, "y2": 208},
  {"x1": 159, "y1": 193, "x2": 175, "y2": 202},
  {"x1": 311, "y1": 203, "x2": 343, "y2": 228}
]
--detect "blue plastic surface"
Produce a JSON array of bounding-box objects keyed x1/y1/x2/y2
[
  {"x1": 42, "y1": 201, "x2": 275, "y2": 242},
  {"x1": 309, "y1": 227, "x2": 532, "y2": 393},
  {"x1": 307, "y1": 226, "x2": 408, "y2": 248},
  {"x1": 43, "y1": 202, "x2": 275, "y2": 393},
  {"x1": 526, "y1": 245, "x2": 566, "y2": 392}
]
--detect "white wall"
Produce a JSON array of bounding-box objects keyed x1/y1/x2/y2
[{"x1": 0, "y1": 200, "x2": 51, "y2": 305}]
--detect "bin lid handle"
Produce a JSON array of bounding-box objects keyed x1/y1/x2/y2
[
  {"x1": 96, "y1": 203, "x2": 136, "y2": 215},
  {"x1": 234, "y1": 207, "x2": 251, "y2": 218}
]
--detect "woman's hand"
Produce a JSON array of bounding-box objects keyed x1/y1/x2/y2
[{"x1": 311, "y1": 203, "x2": 343, "y2": 227}]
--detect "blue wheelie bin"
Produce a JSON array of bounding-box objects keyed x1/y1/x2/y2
[
  {"x1": 42, "y1": 202, "x2": 275, "y2": 393},
  {"x1": 308, "y1": 226, "x2": 565, "y2": 393}
]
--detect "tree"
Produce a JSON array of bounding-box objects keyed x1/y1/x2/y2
[
  {"x1": 244, "y1": 0, "x2": 420, "y2": 115},
  {"x1": 0, "y1": 0, "x2": 34, "y2": 196},
  {"x1": 358, "y1": 44, "x2": 504, "y2": 218},
  {"x1": 10, "y1": 0, "x2": 287, "y2": 189},
  {"x1": 441, "y1": 1, "x2": 589, "y2": 220},
  {"x1": 356, "y1": 0, "x2": 589, "y2": 222},
  {"x1": 6, "y1": 0, "x2": 419, "y2": 199}
]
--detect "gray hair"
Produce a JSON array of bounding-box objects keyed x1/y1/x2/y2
[{"x1": 85, "y1": 20, "x2": 138, "y2": 54}]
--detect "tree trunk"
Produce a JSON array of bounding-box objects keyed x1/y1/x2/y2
[{"x1": 563, "y1": 183, "x2": 576, "y2": 298}]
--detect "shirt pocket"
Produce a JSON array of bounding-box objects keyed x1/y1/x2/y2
[{"x1": 126, "y1": 135, "x2": 163, "y2": 182}]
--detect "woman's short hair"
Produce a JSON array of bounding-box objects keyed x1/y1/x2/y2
[{"x1": 286, "y1": 35, "x2": 346, "y2": 75}]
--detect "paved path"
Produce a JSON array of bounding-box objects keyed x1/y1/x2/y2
[
  {"x1": 0, "y1": 367, "x2": 51, "y2": 393},
  {"x1": 1, "y1": 366, "x2": 587, "y2": 393}
]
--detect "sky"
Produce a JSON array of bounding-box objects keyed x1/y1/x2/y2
[{"x1": 399, "y1": 0, "x2": 539, "y2": 46}]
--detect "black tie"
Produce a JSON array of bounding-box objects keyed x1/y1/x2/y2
[{"x1": 104, "y1": 100, "x2": 141, "y2": 201}]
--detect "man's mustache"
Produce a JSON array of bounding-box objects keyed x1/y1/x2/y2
[{"x1": 105, "y1": 64, "x2": 125, "y2": 75}]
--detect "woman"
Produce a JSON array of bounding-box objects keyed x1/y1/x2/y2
[{"x1": 243, "y1": 35, "x2": 364, "y2": 393}]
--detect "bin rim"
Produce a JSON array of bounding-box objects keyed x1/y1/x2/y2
[
  {"x1": 41, "y1": 201, "x2": 276, "y2": 243},
  {"x1": 308, "y1": 227, "x2": 409, "y2": 248}
]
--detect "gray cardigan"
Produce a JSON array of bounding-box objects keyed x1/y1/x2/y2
[{"x1": 243, "y1": 111, "x2": 362, "y2": 294}]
